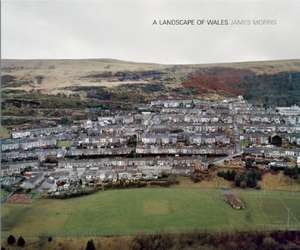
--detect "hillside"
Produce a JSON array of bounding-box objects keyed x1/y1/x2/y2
[
  {"x1": 1, "y1": 59, "x2": 300, "y2": 130},
  {"x1": 2, "y1": 59, "x2": 300, "y2": 96},
  {"x1": 181, "y1": 66, "x2": 300, "y2": 106}
]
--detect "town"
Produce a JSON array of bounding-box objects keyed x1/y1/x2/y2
[{"x1": 1, "y1": 96, "x2": 300, "y2": 199}]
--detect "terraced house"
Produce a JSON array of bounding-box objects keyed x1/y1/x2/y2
[{"x1": 1, "y1": 97, "x2": 299, "y2": 193}]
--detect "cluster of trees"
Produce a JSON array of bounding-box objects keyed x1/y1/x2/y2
[
  {"x1": 1, "y1": 183, "x2": 13, "y2": 193},
  {"x1": 104, "y1": 180, "x2": 147, "y2": 190},
  {"x1": 234, "y1": 169, "x2": 262, "y2": 188},
  {"x1": 5, "y1": 235, "x2": 97, "y2": 250},
  {"x1": 49, "y1": 186, "x2": 99, "y2": 199},
  {"x1": 104, "y1": 175, "x2": 179, "y2": 190},
  {"x1": 284, "y1": 167, "x2": 300, "y2": 179},
  {"x1": 217, "y1": 170, "x2": 237, "y2": 181},
  {"x1": 82, "y1": 86, "x2": 113, "y2": 101},
  {"x1": 60, "y1": 116, "x2": 72, "y2": 125},
  {"x1": 173, "y1": 87, "x2": 199, "y2": 96},
  {"x1": 243, "y1": 71, "x2": 300, "y2": 106},
  {"x1": 149, "y1": 176, "x2": 179, "y2": 187},
  {"x1": 6, "y1": 235, "x2": 25, "y2": 247},
  {"x1": 131, "y1": 230, "x2": 300, "y2": 250},
  {"x1": 161, "y1": 175, "x2": 179, "y2": 185},
  {"x1": 50, "y1": 175, "x2": 179, "y2": 199},
  {"x1": 218, "y1": 169, "x2": 262, "y2": 188}
]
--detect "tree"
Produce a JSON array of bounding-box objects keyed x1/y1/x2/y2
[
  {"x1": 60, "y1": 116, "x2": 72, "y2": 125},
  {"x1": 234, "y1": 174, "x2": 242, "y2": 187},
  {"x1": 284, "y1": 167, "x2": 299, "y2": 179},
  {"x1": 217, "y1": 170, "x2": 236, "y2": 181},
  {"x1": 35, "y1": 75, "x2": 44, "y2": 84},
  {"x1": 17, "y1": 236, "x2": 26, "y2": 247},
  {"x1": 269, "y1": 135, "x2": 282, "y2": 147},
  {"x1": 7, "y1": 235, "x2": 16, "y2": 245},
  {"x1": 128, "y1": 134, "x2": 137, "y2": 147},
  {"x1": 245, "y1": 158, "x2": 253, "y2": 169},
  {"x1": 86, "y1": 239, "x2": 96, "y2": 250}
]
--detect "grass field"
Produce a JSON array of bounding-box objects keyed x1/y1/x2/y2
[
  {"x1": 1, "y1": 187, "x2": 300, "y2": 238},
  {"x1": 0, "y1": 127, "x2": 10, "y2": 139},
  {"x1": 57, "y1": 140, "x2": 73, "y2": 148}
]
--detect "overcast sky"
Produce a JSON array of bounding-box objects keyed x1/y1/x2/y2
[{"x1": 2, "y1": 0, "x2": 300, "y2": 64}]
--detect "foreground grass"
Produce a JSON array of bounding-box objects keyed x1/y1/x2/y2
[{"x1": 2, "y1": 187, "x2": 300, "y2": 238}]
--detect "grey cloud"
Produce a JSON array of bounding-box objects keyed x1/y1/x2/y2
[{"x1": 2, "y1": 0, "x2": 300, "y2": 64}]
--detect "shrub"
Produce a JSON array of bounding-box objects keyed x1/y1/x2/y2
[
  {"x1": 284, "y1": 167, "x2": 299, "y2": 179},
  {"x1": 86, "y1": 239, "x2": 96, "y2": 250},
  {"x1": 7, "y1": 235, "x2": 16, "y2": 245},
  {"x1": 131, "y1": 233, "x2": 173, "y2": 250},
  {"x1": 217, "y1": 170, "x2": 237, "y2": 181},
  {"x1": 17, "y1": 236, "x2": 26, "y2": 247},
  {"x1": 234, "y1": 169, "x2": 261, "y2": 188}
]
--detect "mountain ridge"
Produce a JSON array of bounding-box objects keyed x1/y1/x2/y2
[{"x1": 2, "y1": 58, "x2": 300, "y2": 107}]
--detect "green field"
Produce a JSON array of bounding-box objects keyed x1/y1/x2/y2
[
  {"x1": 0, "y1": 127, "x2": 10, "y2": 139},
  {"x1": 1, "y1": 187, "x2": 300, "y2": 238},
  {"x1": 57, "y1": 140, "x2": 73, "y2": 148}
]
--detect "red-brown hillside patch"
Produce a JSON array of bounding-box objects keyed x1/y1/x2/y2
[
  {"x1": 181, "y1": 67, "x2": 255, "y2": 95},
  {"x1": 7, "y1": 193, "x2": 32, "y2": 204}
]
